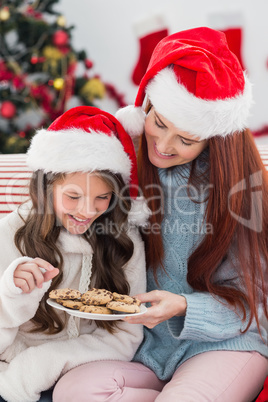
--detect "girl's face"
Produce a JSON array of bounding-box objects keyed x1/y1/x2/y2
[
  {"x1": 145, "y1": 107, "x2": 208, "y2": 168},
  {"x1": 53, "y1": 172, "x2": 113, "y2": 235}
]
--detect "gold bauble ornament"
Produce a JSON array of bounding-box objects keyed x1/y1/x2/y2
[
  {"x1": 57, "y1": 15, "x2": 66, "y2": 27},
  {"x1": 0, "y1": 7, "x2": 10, "y2": 21},
  {"x1": 80, "y1": 78, "x2": 106, "y2": 102},
  {"x1": 7, "y1": 136, "x2": 17, "y2": 146},
  {"x1": 53, "y1": 78, "x2": 65, "y2": 90},
  {"x1": 42, "y1": 46, "x2": 63, "y2": 61},
  {"x1": 42, "y1": 46, "x2": 64, "y2": 74}
]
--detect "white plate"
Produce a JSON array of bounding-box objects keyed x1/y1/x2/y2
[{"x1": 47, "y1": 298, "x2": 147, "y2": 321}]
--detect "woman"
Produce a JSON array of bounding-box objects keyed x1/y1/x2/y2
[{"x1": 53, "y1": 27, "x2": 268, "y2": 402}]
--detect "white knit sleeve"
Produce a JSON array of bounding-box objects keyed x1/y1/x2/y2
[{"x1": 0, "y1": 256, "x2": 51, "y2": 355}]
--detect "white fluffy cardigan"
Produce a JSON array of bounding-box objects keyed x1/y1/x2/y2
[{"x1": 0, "y1": 207, "x2": 146, "y2": 402}]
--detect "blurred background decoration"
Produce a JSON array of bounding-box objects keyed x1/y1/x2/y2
[
  {"x1": 0, "y1": 0, "x2": 126, "y2": 153},
  {"x1": 55, "y1": 0, "x2": 268, "y2": 145},
  {"x1": 1, "y1": 0, "x2": 268, "y2": 153}
]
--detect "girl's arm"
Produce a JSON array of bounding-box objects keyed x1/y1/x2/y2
[
  {"x1": 14, "y1": 257, "x2": 58, "y2": 293},
  {"x1": 0, "y1": 256, "x2": 56, "y2": 354}
]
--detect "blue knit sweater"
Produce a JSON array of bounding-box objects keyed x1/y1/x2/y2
[{"x1": 134, "y1": 155, "x2": 268, "y2": 381}]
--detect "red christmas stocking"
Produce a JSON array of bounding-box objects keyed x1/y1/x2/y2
[
  {"x1": 131, "y1": 15, "x2": 168, "y2": 86},
  {"x1": 221, "y1": 27, "x2": 245, "y2": 70},
  {"x1": 208, "y1": 12, "x2": 246, "y2": 70}
]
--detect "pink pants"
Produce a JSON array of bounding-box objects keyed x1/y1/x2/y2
[{"x1": 53, "y1": 351, "x2": 268, "y2": 402}]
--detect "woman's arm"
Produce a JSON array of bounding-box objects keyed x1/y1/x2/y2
[
  {"x1": 125, "y1": 249, "x2": 264, "y2": 342},
  {"x1": 124, "y1": 289, "x2": 187, "y2": 328}
]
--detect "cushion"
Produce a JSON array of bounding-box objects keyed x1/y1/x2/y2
[{"x1": 0, "y1": 154, "x2": 31, "y2": 219}]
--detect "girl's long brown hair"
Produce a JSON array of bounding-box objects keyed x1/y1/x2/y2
[
  {"x1": 15, "y1": 170, "x2": 134, "y2": 334},
  {"x1": 138, "y1": 128, "x2": 268, "y2": 334}
]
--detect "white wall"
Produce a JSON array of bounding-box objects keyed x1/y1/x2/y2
[{"x1": 56, "y1": 0, "x2": 268, "y2": 133}]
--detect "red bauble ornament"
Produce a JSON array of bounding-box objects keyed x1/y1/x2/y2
[
  {"x1": 0, "y1": 101, "x2": 16, "y2": 119},
  {"x1": 85, "y1": 59, "x2": 93, "y2": 69},
  {"x1": 52, "y1": 30, "x2": 69, "y2": 47},
  {"x1": 31, "y1": 55, "x2": 39, "y2": 64}
]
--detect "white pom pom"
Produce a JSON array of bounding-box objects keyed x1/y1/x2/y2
[
  {"x1": 128, "y1": 196, "x2": 152, "y2": 227},
  {"x1": 115, "y1": 105, "x2": 146, "y2": 137}
]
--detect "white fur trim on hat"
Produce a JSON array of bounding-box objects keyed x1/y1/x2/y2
[
  {"x1": 146, "y1": 67, "x2": 253, "y2": 140},
  {"x1": 115, "y1": 105, "x2": 146, "y2": 137},
  {"x1": 26, "y1": 128, "x2": 131, "y2": 183}
]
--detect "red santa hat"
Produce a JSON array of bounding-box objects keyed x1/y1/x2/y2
[
  {"x1": 116, "y1": 26, "x2": 253, "y2": 140},
  {"x1": 27, "y1": 106, "x2": 139, "y2": 199}
]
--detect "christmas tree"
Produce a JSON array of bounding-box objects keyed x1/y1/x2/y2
[{"x1": 0, "y1": 0, "x2": 126, "y2": 153}]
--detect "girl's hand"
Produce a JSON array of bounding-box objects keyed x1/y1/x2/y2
[
  {"x1": 123, "y1": 290, "x2": 187, "y2": 328},
  {"x1": 13, "y1": 258, "x2": 59, "y2": 294}
]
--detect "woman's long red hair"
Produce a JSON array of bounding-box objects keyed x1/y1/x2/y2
[{"x1": 137, "y1": 128, "x2": 268, "y2": 333}]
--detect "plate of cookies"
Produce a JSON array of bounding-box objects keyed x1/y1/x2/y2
[{"x1": 47, "y1": 288, "x2": 147, "y2": 320}]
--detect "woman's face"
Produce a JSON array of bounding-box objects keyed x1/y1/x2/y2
[
  {"x1": 53, "y1": 172, "x2": 113, "y2": 235},
  {"x1": 145, "y1": 107, "x2": 208, "y2": 168}
]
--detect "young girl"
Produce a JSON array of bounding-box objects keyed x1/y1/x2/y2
[
  {"x1": 54, "y1": 28, "x2": 268, "y2": 401},
  {"x1": 0, "y1": 106, "x2": 149, "y2": 402}
]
